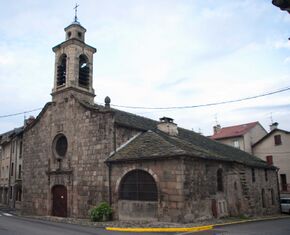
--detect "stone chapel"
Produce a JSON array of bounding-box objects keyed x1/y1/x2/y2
[{"x1": 21, "y1": 19, "x2": 280, "y2": 222}]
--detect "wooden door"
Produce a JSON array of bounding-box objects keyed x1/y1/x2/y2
[{"x1": 52, "y1": 185, "x2": 67, "y2": 217}]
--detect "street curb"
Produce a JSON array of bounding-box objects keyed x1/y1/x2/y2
[
  {"x1": 105, "y1": 215, "x2": 290, "y2": 233},
  {"x1": 213, "y1": 215, "x2": 290, "y2": 227},
  {"x1": 106, "y1": 225, "x2": 213, "y2": 233}
]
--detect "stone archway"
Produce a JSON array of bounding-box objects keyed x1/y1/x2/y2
[
  {"x1": 118, "y1": 169, "x2": 158, "y2": 221},
  {"x1": 51, "y1": 185, "x2": 67, "y2": 217}
]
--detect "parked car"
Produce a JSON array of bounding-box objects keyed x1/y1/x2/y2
[{"x1": 280, "y1": 198, "x2": 290, "y2": 213}]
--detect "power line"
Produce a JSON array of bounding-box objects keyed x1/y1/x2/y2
[
  {"x1": 0, "y1": 86, "x2": 290, "y2": 119},
  {"x1": 0, "y1": 108, "x2": 42, "y2": 119},
  {"x1": 110, "y1": 86, "x2": 290, "y2": 110}
]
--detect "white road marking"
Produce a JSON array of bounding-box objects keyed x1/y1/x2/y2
[{"x1": 3, "y1": 213, "x2": 13, "y2": 216}]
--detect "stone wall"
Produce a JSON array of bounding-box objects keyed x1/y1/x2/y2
[
  {"x1": 22, "y1": 93, "x2": 115, "y2": 217},
  {"x1": 109, "y1": 159, "x2": 185, "y2": 222}
]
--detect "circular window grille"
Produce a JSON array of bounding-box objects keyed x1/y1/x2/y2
[{"x1": 53, "y1": 134, "x2": 68, "y2": 159}]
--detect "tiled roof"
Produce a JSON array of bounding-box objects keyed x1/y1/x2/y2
[
  {"x1": 62, "y1": 98, "x2": 272, "y2": 168},
  {"x1": 107, "y1": 128, "x2": 271, "y2": 169},
  {"x1": 211, "y1": 122, "x2": 259, "y2": 140}
]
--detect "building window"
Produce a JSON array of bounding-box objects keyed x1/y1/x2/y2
[
  {"x1": 52, "y1": 134, "x2": 68, "y2": 159},
  {"x1": 11, "y1": 163, "x2": 14, "y2": 176},
  {"x1": 280, "y1": 174, "x2": 287, "y2": 191},
  {"x1": 251, "y1": 168, "x2": 255, "y2": 183},
  {"x1": 9, "y1": 186, "x2": 13, "y2": 199},
  {"x1": 57, "y1": 54, "x2": 67, "y2": 86},
  {"x1": 217, "y1": 169, "x2": 223, "y2": 192},
  {"x1": 79, "y1": 54, "x2": 89, "y2": 88},
  {"x1": 19, "y1": 141, "x2": 22, "y2": 157},
  {"x1": 274, "y1": 135, "x2": 282, "y2": 145},
  {"x1": 233, "y1": 140, "x2": 240, "y2": 149},
  {"x1": 270, "y1": 189, "x2": 275, "y2": 205},
  {"x1": 261, "y1": 188, "x2": 266, "y2": 208},
  {"x1": 18, "y1": 165, "x2": 21, "y2": 179},
  {"x1": 119, "y1": 170, "x2": 158, "y2": 201},
  {"x1": 16, "y1": 188, "x2": 22, "y2": 201},
  {"x1": 265, "y1": 169, "x2": 268, "y2": 181},
  {"x1": 266, "y1": 155, "x2": 273, "y2": 165}
]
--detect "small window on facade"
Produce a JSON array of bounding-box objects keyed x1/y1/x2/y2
[
  {"x1": 274, "y1": 135, "x2": 282, "y2": 145},
  {"x1": 270, "y1": 189, "x2": 275, "y2": 205},
  {"x1": 18, "y1": 164, "x2": 21, "y2": 179},
  {"x1": 261, "y1": 188, "x2": 266, "y2": 208},
  {"x1": 265, "y1": 169, "x2": 268, "y2": 181},
  {"x1": 234, "y1": 181, "x2": 237, "y2": 190},
  {"x1": 78, "y1": 32, "x2": 82, "y2": 38},
  {"x1": 53, "y1": 134, "x2": 68, "y2": 159},
  {"x1": 16, "y1": 188, "x2": 22, "y2": 201},
  {"x1": 57, "y1": 54, "x2": 67, "y2": 86},
  {"x1": 251, "y1": 168, "x2": 255, "y2": 183},
  {"x1": 19, "y1": 141, "x2": 22, "y2": 157},
  {"x1": 67, "y1": 31, "x2": 72, "y2": 38},
  {"x1": 280, "y1": 174, "x2": 287, "y2": 191},
  {"x1": 233, "y1": 140, "x2": 240, "y2": 149},
  {"x1": 217, "y1": 169, "x2": 223, "y2": 192},
  {"x1": 79, "y1": 55, "x2": 89, "y2": 88},
  {"x1": 266, "y1": 155, "x2": 273, "y2": 165},
  {"x1": 119, "y1": 170, "x2": 158, "y2": 201},
  {"x1": 11, "y1": 163, "x2": 14, "y2": 176}
]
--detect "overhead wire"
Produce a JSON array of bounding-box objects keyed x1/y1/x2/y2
[{"x1": 0, "y1": 86, "x2": 289, "y2": 119}]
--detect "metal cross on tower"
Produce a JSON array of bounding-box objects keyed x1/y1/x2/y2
[{"x1": 74, "y1": 3, "x2": 80, "y2": 22}]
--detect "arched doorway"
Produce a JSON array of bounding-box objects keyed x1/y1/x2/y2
[{"x1": 52, "y1": 185, "x2": 67, "y2": 217}]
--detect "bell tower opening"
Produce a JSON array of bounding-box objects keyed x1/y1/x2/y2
[
  {"x1": 51, "y1": 15, "x2": 96, "y2": 104},
  {"x1": 57, "y1": 54, "x2": 67, "y2": 87},
  {"x1": 79, "y1": 54, "x2": 89, "y2": 89}
]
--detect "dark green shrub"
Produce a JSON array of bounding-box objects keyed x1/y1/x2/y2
[{"x1": 89, "y1": 202, "x2": 112, "y2": 222}]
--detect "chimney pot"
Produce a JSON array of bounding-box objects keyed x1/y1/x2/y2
[{"x1": 157, "y1": 117, "x2": 178, "y2": 136}]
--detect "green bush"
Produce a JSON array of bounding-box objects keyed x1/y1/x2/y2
[{"x1": 89, "y1": 202, "x2": 112, "y2": 222}]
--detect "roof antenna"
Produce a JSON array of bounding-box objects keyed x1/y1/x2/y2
[
  {"x1": 74, "y1": 3, "x2": 80, "y2": 23},
  {"x1": 270, "y1": 112, "x2": 274, "y2": 124},
  {"x1": 214, "y1": 113, "x2": 219, "y2": 126}
]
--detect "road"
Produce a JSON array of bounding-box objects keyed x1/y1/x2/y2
[
  {"x1": 0, "y1": 210, "x2": 171, "y2": 235},
  {"x1": 190, "y1": 217, "x2": 290, "y2": 235},
  {"x1": 1, "y1": 209, "x2": 290, "y2": 235}
]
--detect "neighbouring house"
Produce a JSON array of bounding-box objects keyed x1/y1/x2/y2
[
  {"x1": 0, "y1": 18, "x2": 280, "y2": 222},
  {"x1": 0, "y1": 127, "x2": 23, "y2": 208},
  {"x1": 253, "y1": 123, "x2": 290, "y2": 197},
  {"x1": 211, "y1": 122, "x2": 267, "y2": 154}
]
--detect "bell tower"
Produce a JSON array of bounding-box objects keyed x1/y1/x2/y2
[{"x1": 51, "y1": 15, "x2": 96, "y2": 104}]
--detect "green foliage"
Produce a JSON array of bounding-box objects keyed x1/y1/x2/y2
[{"x1": 89, "y1": 202, "x2": 113, "y2": 222}]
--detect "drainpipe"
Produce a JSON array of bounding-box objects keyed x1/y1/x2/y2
[
  {"x1": 8, "y1": 140, "x2": 13, "y2": 206},
  {"x1": 276, "y1": 168, "x2": 281, "y2": 213},
  {"x1": 106, "y1": 162, "x2": 112, "y2": 206}
]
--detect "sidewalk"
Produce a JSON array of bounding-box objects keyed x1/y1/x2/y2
[{"x1": 1, "y1": 205, "x2": 289, "y2": 233}]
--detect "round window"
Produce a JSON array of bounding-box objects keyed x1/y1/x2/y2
[{"x1": 53, "y1": 134, "x2": 68, "y2": 158}]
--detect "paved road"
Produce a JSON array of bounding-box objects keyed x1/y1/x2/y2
[
  {"x1": 189, "y1": 217, "x2": 290, "y2": 235},
  {"x1": 0, "y1": 211, "x2": 172, "y2": 235}
]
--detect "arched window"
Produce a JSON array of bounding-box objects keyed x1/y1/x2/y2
[
  {"x1": 57, "y1": 54, "x2": 67, "y2": 86},
  {"x1": 217, "y1": 168, "x2": 223, "y2": 192},
  {"x1": 119, "y1": 170, "x2": 158, "y2": 201},
  {"x1": 79, "y1": 54, "x2": 89, "y2": 88}
]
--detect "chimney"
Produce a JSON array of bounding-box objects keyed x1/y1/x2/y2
[
  {"x1": 213, "y1": 124, "x2": 221, "y2": 134},
  {"x1": 24, "y1": 116, "x2": 35, "y2": 127},
  {"x1": 157, "y1": 117, "x2": 178, "y2": 136},
  {"x1": 270, "y1": 122, "x2": 278, "y2": 131}
]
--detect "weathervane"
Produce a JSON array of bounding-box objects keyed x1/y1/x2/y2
[{"x1": 74, "y1": 3, "x2": 80, "y2": 22}]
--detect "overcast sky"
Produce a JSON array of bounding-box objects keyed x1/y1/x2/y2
[{"x1": 0, "y1": 0, "x2": 290, "y2": 135}]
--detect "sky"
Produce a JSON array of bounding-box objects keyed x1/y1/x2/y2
[{"x1": 0, "y1": 0, "x2": 289, "y2": 136}]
